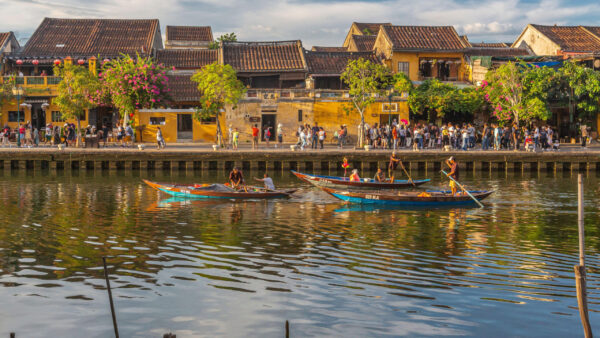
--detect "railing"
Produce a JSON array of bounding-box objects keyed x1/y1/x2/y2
[
  {"x1": 1, "y1": 76, "x2": 62, "y2": 86},
  {"x1": 243, "y1": 89, "x2": 354, "y2": 100}
]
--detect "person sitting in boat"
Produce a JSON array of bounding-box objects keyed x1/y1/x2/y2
[
  {"x1": 254, "y1": 173, "x2": 275, "y2": 190},
  {"x1": 445, "y1": 156, "x2": 459, "y2": 196},
  {"x1": 229, "y1": 167, "x2": 245, "y2": 189},
  {"x1": 373, "y1": 168, "x2": 385, "y2": 182},
  {"x1": 349, "y1": 169, "x2": 360, "y2": 182}
]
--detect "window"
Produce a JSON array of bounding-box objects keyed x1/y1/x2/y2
[
  {"x1": 397, "y1": 62, "x2": 410, "y2": 76},
  {"x1": 51, "y1": 111, "x2": 65, "y2": 122},
  {"x1": 298, "y1": 110, "x2": 303, "y2": 122},
  {"x1": 200, "y1": 116, "x2": 216, "y2": 124},
  {"x1": 382, "y1": 103, "x2": 398, "y2": 112},
  {"x1": 149, "y1": 117, "x2": 166, "y2": 125},
  {"x1": 8, "y1": 111, "x2": 25, "y2": 122}
]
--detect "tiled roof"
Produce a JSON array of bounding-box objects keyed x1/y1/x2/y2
[
  {"x1": 311, "y1": 46, "x2": 348, "y2": 52},
  {"x1": 166, "y1": 25, "x2": 213, "y2": 42},
  {"x1": 305, "y1": 51, "x2": 381, "y2": 76},
  {"x1": 22, "y1": 18, "x2": 159, "y2": 57},
  {"x1": 354, "y1": 22, "x2": 391, "y2": 35},
  {"x1": 222, "y1": 41, "x2": 307, "y2": 72},
  {"x1": 465, "y1": 47, "x2": 532, "y2": 57},
  {"x1": 168, "y1": 75, "x2": 200, "y2": 102},
  {"x1": 531, "y1": 24, "x2": 600, "y2": 52},
  {"x1": 156, "y1": 49, "x2": 218, "y2": 69},
  {"x1": 350, "y1": 35, "x2": 376, "y2": 51},
  {"x1": 0, "y1": 32, "x2": 11, "y2": 49},
  {"x1": 471, "y1": 42, "x2": 509, "y2": 48},
  {"x1": 382, "y1": 25, "x2": 468, "y2": 51}
]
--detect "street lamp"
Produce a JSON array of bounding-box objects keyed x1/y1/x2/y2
[{"x1": 12, "y1": 86, "x2": 25, "y2": 147}]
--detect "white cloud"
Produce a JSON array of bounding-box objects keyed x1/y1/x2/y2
[{"x1": 1, "y1": 0, "x2": 600, "y2": 47}]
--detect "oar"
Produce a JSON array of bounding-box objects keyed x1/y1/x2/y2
[
  {"x1": 399, "y1": 161, "x2": 416, "y2": 187},
  {"x1": 441, "y1": 170, "x2": 484, "y2": 208}
]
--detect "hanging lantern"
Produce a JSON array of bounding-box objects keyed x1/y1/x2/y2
[
  {"x1": 32, "y1": 59, "x2": 39, "y2": 66},
  {"x1": 54, "y1": 59, "x2": 61, "y2": 65},
  {"x1": 16, "y1": 59, "x2": 23, "y2": 65},
  {"x1": 129, "y1": 113, "x2": 134, "y2": 118},
  {"x1": 78, "y1": 59, "x2": 85, "y2": 65}
]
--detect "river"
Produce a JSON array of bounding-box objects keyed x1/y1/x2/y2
[{"x1": 0, "y1": 170, "x2": 598, "y2": 337}]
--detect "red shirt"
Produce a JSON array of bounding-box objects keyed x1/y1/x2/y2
[{"x1": 252, "y1": 127, "x2": 259, "y2": 137}]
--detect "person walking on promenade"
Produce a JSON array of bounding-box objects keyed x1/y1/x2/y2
[
  {"x1": 228, "y1": 124, "x2": 233, "y2": 149},
  {"x1": 1, "y1": 125, "x2": 9, "y2": 147},
  {"x1": 232, "y1": 128, "x2": 239, "y2": 150},
  {"x1": 481, "y1": 123, "x2": 489, "y2": 150},
  {"x1": 156, "y1": 126, "x2": 165, "y2": 149},
  {"x1": 276, "y1": 123, "x2": 284, "y2": 148},
  {"x1": 337, "y1": 125, "x2": 345, "y2": 148},
  {"x1": 461, "y1": 125, "x2": 468, "y2": 151},
  {"x1": 126, "y1": 124, "x2": 134, "y2": 147},
  {"x1": 264, "y1": 125, "x2": 272, "y2": 148},
  {"x1": 251, "y1": 124, "x2": 259, "y2": 150},
  {"x1": 299, "y1": 128, "x2": 307, "y2": 150},
  {"x1": 581, "y1": 124, "x2": 590, "y2": 148},
  {"x1": 311, "y1": 123, "x2": 320, "y2": 149},
  {"x1": 318, "y1": 127, "x2": 325, "y2": 149},
  {"x1": 445, "y1": 156, "x2": 459, "y2": 196}
]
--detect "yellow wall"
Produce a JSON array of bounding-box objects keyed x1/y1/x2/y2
[
  {"x1": 0, "y1": 99, "x2": 88, "y2": 129},
  {"x1": 389, "y1": 51, "x2": 467, "y2": 81},
  {"x1": 135, "y1": 110, "x2": 219, "y2": 143}
]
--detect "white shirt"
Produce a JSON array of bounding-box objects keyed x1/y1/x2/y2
[{"x1": 263, "y1": 177, "x2": 275, "y2": 190}]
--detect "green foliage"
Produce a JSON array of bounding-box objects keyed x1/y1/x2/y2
[
  {"x1": 97, "y1": 54, "x2": 170, "y2": 125},
  {"x1": 559, "y1": 60, "x2": 600, "y2": 119},
  {"x1": 209, "y1": 33, "x2": 238, "y2": 49},
  {"x1": 408, "y1": 79, "x2": 484, "y2": 121},
  {"x1": 53, "y1": 63, "x2": 99, "y2": 146},
  {"x1": 191, "y1": 62, "x2": 246, "y2": 145},
  {"x1": 362, "y1": 28, "x2": 372, "y2": 35},
  {"x1": 0, "y1": 76, "x2": 16, "y2": 113},
  {"x1": 391, "y1": 72, "x2": 413, "y2": 94},
  {"x1": 482, "y1": 61, "x2": 554, "y2": 126},
  {"x1": 340, "y1": 58, "x2": 389, "y2": 146}
]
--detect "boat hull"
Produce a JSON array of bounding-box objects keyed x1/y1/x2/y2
[
  {"x1": 143, "y1": 180, "x2": 292, "y2": 199},
  {"x1": 291, "y1": 171, "x2": 429, "y2": 189},
  {"x1": 321, "y1": 187, "x2": 493, "y2": 206}
]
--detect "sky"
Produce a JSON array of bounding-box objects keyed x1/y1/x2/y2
[{"x1": 1, "y1": 0, "x2": 600, "y2": 48}]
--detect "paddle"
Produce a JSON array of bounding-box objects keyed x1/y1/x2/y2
[
  {"x1": 440, "y1": 170, "x2": 484, "y2": 208},
  {"x1": 399, "y1": 161, "x2": 416, "y2": 187}
]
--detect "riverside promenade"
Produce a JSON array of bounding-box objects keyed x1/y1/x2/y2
[{"x1": 1, "y1": 142, "x2": 600, "y2": 173}]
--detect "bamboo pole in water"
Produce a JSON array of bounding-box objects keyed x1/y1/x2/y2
[
  {"x1": 575, "y1": 174, "x2": 593, "y2": 338},
  {"x1": 103, "y1": 257, "x2": 120, "y2": 338}
]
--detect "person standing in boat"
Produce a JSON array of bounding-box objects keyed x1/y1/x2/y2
[
  {"x1": 388, "y1": 151, "x2": 402, "y2": 182},
  {"x1": 254, "y1": 173, "x2": 275, "y2": 190},
  {"x1": 445, "y1": 156, "x2": 459, "y2": 196},
  {"x1": 229, "y1": 167, "x2": 245, "y2": 189}
]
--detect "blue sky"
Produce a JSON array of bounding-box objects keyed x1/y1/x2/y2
[{"x1": 1, "y1": 0, "x2": 600, "y2": 47}]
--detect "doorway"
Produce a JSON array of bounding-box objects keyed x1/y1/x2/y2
[
  {"x1": 177, "y1": 114, "x2": 193, "y2": 142},
  {"x1": 261, "y1": 114, "x2": 276, "y2": 141},
  {"x1": 380, "y1": 114, "x2": 399, "y2": 126},
  {"x1": 31, "y1": 103, "x2": 46, "y2": 130}
]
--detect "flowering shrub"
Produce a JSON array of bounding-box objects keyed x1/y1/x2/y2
[{"x1": 93, "y1": 54, "x2": 170, "y2": 124}]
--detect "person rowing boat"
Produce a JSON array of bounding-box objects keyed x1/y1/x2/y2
[
  {"x1": 388, "y1": 151, "x2": 401, "y2": 182},
  {"x1": 229, "y1": 167, "x2": 245, "y2": 189},
  {"x1": 445, "y1": 156, "x2": 459, "y2": 196},
  {"x1": 254, "y1": 173, "x2": 275, "y2": 190}
]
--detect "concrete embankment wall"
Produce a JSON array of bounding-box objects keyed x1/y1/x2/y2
[{"x1": 1, "y1": 149, "x2": 600, "y2": 173}]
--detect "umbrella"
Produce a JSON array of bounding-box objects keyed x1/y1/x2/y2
[{"x1": 400, "y1": 119, "x2": 409, "y2": 125}]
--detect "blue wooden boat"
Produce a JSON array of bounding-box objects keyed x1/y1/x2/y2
[
  {"x1": 291, "y1": 170, "x2": 429, "y2": 189},
  {"x1": 143, "y1": 180, "x2": 294, "y2": 199},
  {"x1": 321, "y1": 187, "x2": 493, "y2": 207}
]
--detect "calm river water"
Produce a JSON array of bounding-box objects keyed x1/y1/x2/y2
[{"x1": 0, "y1": 170, "x2": 599, "y2": 337}]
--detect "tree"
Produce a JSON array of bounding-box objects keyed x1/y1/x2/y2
[
  {"x1": 559, "y1": 61, "x2": 600, "y2": 121},
  {"x1": 96, "y1": 54, "x2": 170, "y2": 126},
  {"x1": 482, "y1": 61, "x2": 553, "y2": 127},
  {"x1": 53, "y1": 63, "x2": 99, "y2": 147},
  {"x1": 340, "y1": 58, "x2": 389, "y2": 147},
  {"x1": 209, "y1": 33, "x2": 237, "y2": 49},
  {"x1": 191, "y1": 62, "x2": 246, "y2": 146},
  {"x1": 0, "y1": 76, "x2": 16, "y2": 115},
  {"x1": 407, "y1": 79, "x2": 484, "y2": 122}
]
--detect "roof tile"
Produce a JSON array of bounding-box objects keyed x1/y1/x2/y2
[
  {"x1": 22, "y1": 18, "x2": 159, "y2": 58},
  {"x1": 354, "y1": 22, "x2": 391, "y2": 35},
  {"x1": 166, "y1": 25, "x2": 213, "y2": 42},
  {"x1": 532, "y1": 25, "x2": 600, "y2": 52},
  {"x1": 156, "y1": 49, "x2": 217, "y2": 69},
  {"x1": 383, "y1": 25, "x2": 467, "y2": 51},
  {"x1": 311, "y1": 46, "x2": 348, "y2": 52},
  {"x1": 350, "y1": 35, "x2": 376, "y2": 51},
  {"x1": 305, "y1": 51, "x2": 381, "y2": 76},
  {"x1": 168, "y1": 75, "x2": 200, "y2": 102},
  {"x1": 222, "y1": 41, "x2": 307, "y2": 72}
]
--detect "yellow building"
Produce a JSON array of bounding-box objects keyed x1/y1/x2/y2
[{"x1": 372, "y1": 25, "x2": 470, "y2": 82}]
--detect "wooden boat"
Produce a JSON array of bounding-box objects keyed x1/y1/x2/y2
[
  {"x1": 321, "y1": 187, "x2": 493, "y2": 207},
  {"x1": 291, "y1": 170, "x2": 429, "y2": 189},
  {"x1": 143, "y1": 180, "x2": 295, "y2": 199}
]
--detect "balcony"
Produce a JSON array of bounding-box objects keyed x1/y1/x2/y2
[{"x1": 2, "y1": 76, "x2": 61, "y2": 96}]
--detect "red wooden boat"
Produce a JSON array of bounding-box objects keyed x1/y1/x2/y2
[
  {"x1": 291, "y1": 170, "x2": 429, "y2": 189},
  {"x1": 143, "y1": 180, "x2": 295, "y2": 199}
]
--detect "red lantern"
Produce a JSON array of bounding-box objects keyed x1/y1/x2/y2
[
  {"x1": 16, "y1": 59, "x2": 23, "y2": 65},
  {"x1": 54, "y1": 59, "x2": 61, "y2": 65},
  {"x1": 129, "y1": 113, "x2": 134, "y2": 118},
  {"x1": 78, "y1": 59, "x2": 85, "y2": 65},
  {"x1": 32, "y1": 59, "x2": 39, "y2": 66}
]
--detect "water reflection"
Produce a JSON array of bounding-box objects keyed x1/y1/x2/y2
[{"x1": 0, "y1": 171, "x2": 598, "y2": 337}]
